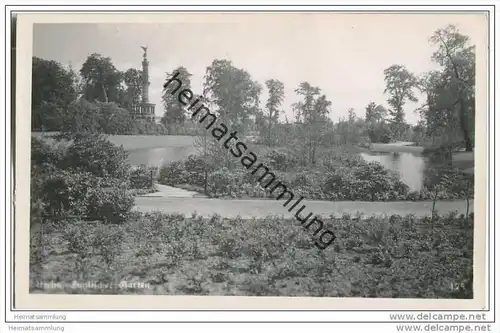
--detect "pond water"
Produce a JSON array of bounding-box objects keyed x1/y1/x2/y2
[
  {"x1": 127, "y1": 146, "x2": 197, "y2": 167},
  {"x1": 359, "y1": 152, "x2": 427, "y2": 192},
  {"x1": 121, "y1": 134, "x2": 431, "y2": 192}
]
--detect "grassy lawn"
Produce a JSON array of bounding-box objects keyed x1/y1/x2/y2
[
  {"x1": 30, "y1": 212, "x2": 473, "y2": 298},
  {"x1": 31, "y1": 132, "x2": 197, "y2": 151},
  {"x1": 369, "y1": 142, "x2": 424, "y2": 154}
]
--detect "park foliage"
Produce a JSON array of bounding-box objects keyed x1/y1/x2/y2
[
  {"x1": 31, "y1": 135, "x2": 156, "y2": 225},
  {"x1": 157, "y1": 149, "x2": 473, "y2": 202},
  {"x1": 30, "y1": 210, "x2": 473, "y2": 298},
  {"x1": 30, "y1": 24, "x2": 476, "y2": 297},
  {"x1": 32, "y1": 26, "x2": 474, "y2": 153}
]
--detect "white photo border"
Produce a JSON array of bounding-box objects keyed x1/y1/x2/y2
[{"x1": 1, "y1": 1, "x2": 497, "y2": 325}]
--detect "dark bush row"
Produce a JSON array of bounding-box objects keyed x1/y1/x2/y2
[
  {"x1": 31, "y1": 135, "x2": 137, "y2": 224},
  {"x1": 33, "y1": 133, "x2": 130, "y2": 179},
  {"x1": 158, "y1": 148, "x2": 473, "y2": 201},
  {"x1": 158, "y1": 155, "x2": 213, "y2": 187}
]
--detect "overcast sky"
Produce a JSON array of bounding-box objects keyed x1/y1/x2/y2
[{"x1": 32, "y1": 13, "x2": 486, "y2": 124}]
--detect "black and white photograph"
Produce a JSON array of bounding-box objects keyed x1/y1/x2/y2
[{"x1": 26, "y1": 12, "x2": 483, "y2": 300}]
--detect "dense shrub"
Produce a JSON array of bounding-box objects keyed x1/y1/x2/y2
[
  {"x1": 287, "y1": 170, "x2": 326, "y2": 199},
  {"x1": 196, "y1": 158, "x2": 413, "y2": 201},
  {"x1": 319, "y1": 155, "x2": 410, "y2": 201},
  {"x1": 35, "y1": 168, "x2": 134, "y2": 223},
  {"x1": 85, "y1": 186, "x2": 135, "y2": 224},
  {"x1": 63, "y1": 134, "x2": 130, "y2": 179},
  {"x1": 31, "y1": 133, "x2": 137, "y2": 225},
  {"x1": 320, "y1": 169, "x2": 408, "y2": 201},
  {"x1": 158, "y1": 154, "x2": 214, "y2": 187},
  {"x1": 158, "y1": 161, "x2": 189, "y2": 185},
  {"x1": 31, "y1": 137, "x2": 66, "y2": 168},
  {"x1": 130, "y1": 164, "x2": 157, "y2": 189},
  {"x1": 263, "y1": 148, "x2": 300, "y2": 172},
  {"x1": 207, "y1": 168, "x2": 245, "y2": 198},
  {"x1": 157, "y1": 148, "x2": 470, "y2": 201},
  {"x1": 203, "y1": 167, "x2": 272, "y2": 199},
  {"x1": 40, "y1": 170, "x2": 99, "y2": 216},
  {"x1": 423, "y1": 167, "x2": 474, "y2": 200},
  {"x1": 367, "y1": 122, "x2": 392, "y2": 143},
  {"x1": 184, "y1": 155, "x2": 207, "y2": 173},
  {"x1": 30, "y1": 198, "x2": 45, "y2": 227},
  {"x1": 184, "y1": 155, "x2": 212, "y2": 185}
]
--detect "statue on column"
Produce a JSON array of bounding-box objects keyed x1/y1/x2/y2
[{"x1": 140, "y1": 45, "x2": 148, "y2": 59}]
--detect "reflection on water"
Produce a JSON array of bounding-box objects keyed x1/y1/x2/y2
[
  {"x1": 127, "y1": 146, "x2": 197, "y2": 167},
  {"x1": 359, "y1": 152, "x2": 426, "y2": 192}
]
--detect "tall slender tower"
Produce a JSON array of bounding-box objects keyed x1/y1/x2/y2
[
  {"x1": 141, "y1": 47, "x2": 150, "y2": 104},
  {"x1": 133, "y1": 46, "x2": 155, "y2": 121}
]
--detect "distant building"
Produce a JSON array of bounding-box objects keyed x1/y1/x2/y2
[{"x1": 131, "y1": 46, "x2": 155, "y2": 122}]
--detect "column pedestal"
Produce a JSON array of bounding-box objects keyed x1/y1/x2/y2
[{"x1": 132, "y1": 103, "x2": 156, "y2": 122}]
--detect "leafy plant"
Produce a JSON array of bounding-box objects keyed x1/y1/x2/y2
[
  {"x1": 263, "y1": 148, "x2": 300, "y2": 171},
  {"x1": 130, "y1": 164, "x2": 157, "y2": 189},
  {"x1": 63, "y1": 133, "x2": 130, "y2": 179},
  {"x1": 85, "y1": 186, "x2": 135, "y2": 224}
]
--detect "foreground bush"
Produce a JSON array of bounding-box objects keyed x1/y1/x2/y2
[
  {"x1": 63, "y1": 134, "x2": 130, "y2": 179},
  {"x1": 31, "y1": 137, "x2": 66, "y2": 168},
  {"x1": 86, "y1": 186, "x2": 135, "y2": 224},
  {"x1": 158, "y1": 154, "x2": 214, "y2": 188},
  {"x1": 30, "y1": 212, "x2": 473, "y2": 298},
  {"x1": 31, "y1": 133, "x2": 135, "y2": 225},
  {"x1": 206, "y1": 168, "x2": 260, "y2": 198},
  {"x1": 423, "y1": 167, "x2": 474, "y2": 199},
  {"x1": 320, "y1": 159, "x2": 411, "y2": 201},
  {"x1": 34, "y1": 169, "x2": 134, "y2": 223},
  {"x1": 263, "y1": 148, "x2": 300, "y2": 172},
  {"x1": 157, "y1": 148, "x2": 472, "y2": 201},
  {"x1": 158, "y1": 160, "x2": 190, "y2": 186},
  {"x1": 39, "y1": 170, "x2": 99, "y2": 216},
  {"x1": 158, "y1": 152, "x2": 414, "y2": 201}
]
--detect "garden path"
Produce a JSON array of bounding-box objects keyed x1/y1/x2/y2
[
  {"x1": 139, "y1": 183, "x2": 203, "y2": 198},
  {"x1": 134, "y1": 195, "x2": 472, "y2": 219}
]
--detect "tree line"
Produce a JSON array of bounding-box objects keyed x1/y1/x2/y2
[{"x1": 32, "y1": 25, "x2": 475, "y2": 152}]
